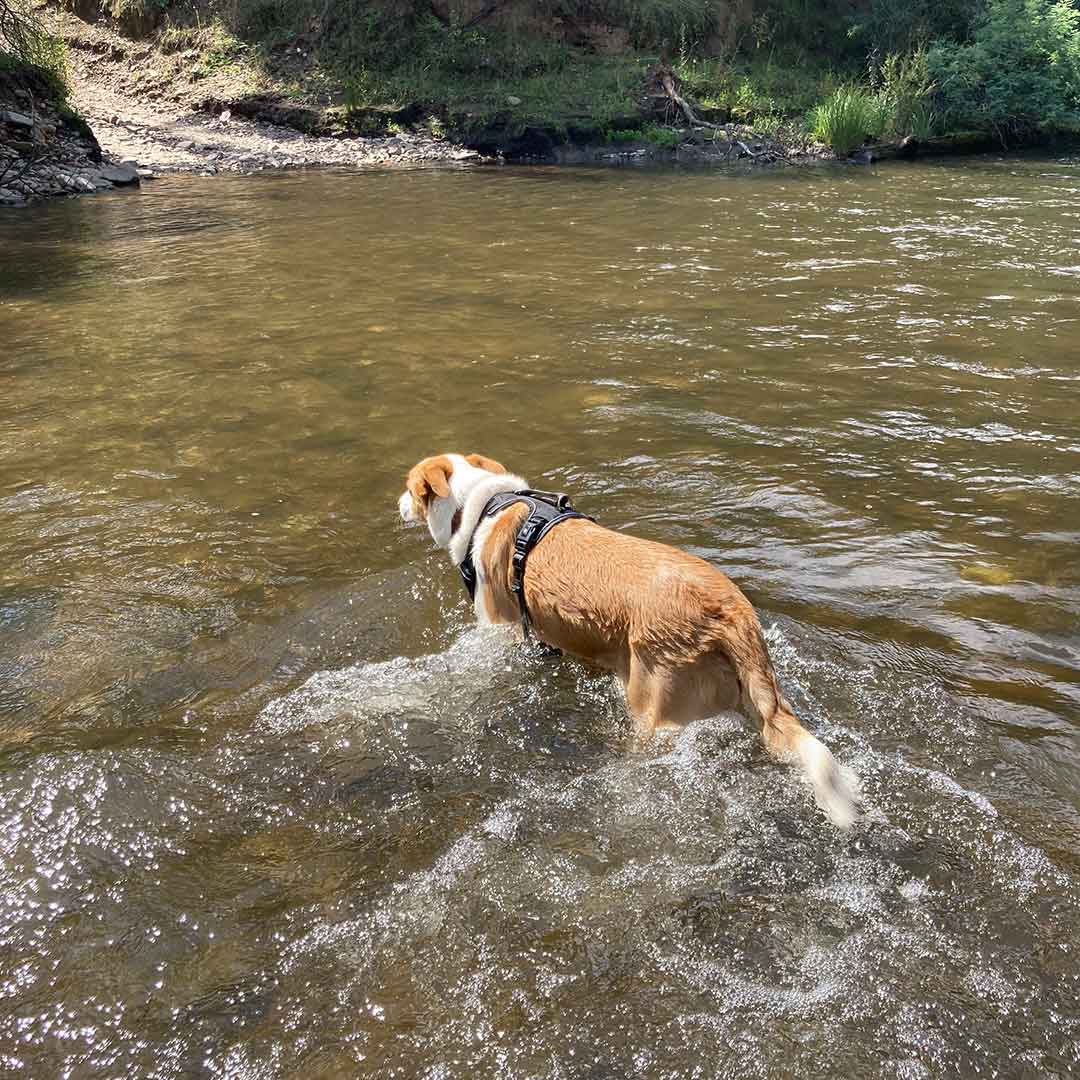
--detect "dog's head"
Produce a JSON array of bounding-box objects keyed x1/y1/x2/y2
[{"x1": 398, "y1": 453, "x2": 510, "y2": 549}]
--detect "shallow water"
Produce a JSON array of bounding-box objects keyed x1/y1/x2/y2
[{"x1": 1, "y1": 157, "x2": 1079, "y2": 1078}]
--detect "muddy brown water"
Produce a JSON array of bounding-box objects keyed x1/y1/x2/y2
[{"x1": 2, "y1": 158, "x2": 1079, "y2": 1078}]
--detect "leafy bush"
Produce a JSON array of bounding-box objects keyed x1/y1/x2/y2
[
  {"x1": 928, "y1": 0, "x2": 1080, "y2": 142},
  {"x1": 809, "y1": 85, "x2": 878, "y2": 155},
  {"x1": 538, "y1": 0, "x2": 722, "y2": 50},
  {"x1": 641, "y1": 121, "x2": 680, "y2": 147},
  {"x1": 847, "y1": 0, "x2": 980, "y2": 54},
  {"x1": 675, "y1": 53, "x2": 836, "y2": 122},
  {"x1": 872, "y1": 50, "x2": 935, "y2": 138},
  {"x1": 0, "y1": 0, "x2": 69, "y2": 97}
]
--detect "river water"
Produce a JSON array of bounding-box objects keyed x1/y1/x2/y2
[{"x1": 1, "y1": 158, "x2": 1079, "y2": 1078}]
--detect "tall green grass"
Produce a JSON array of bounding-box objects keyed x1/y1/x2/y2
[
  {"x1": 810, "y1": 54, "x2": 939, "y2": 156},
  {"x1": 809, "y1": 86, "x2": 877, "y2": 156}
]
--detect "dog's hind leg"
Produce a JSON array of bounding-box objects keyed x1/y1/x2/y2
[{"x1": 623, "y1": 653, "x2": 677, "y2": 749}]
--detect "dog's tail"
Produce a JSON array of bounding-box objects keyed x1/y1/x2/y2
[{"x1": 736, "y1": 635, "x2": 859, "y2": 829}]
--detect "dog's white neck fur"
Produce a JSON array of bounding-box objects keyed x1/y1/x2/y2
[
  {"x1": 399, "y1": 453, "x2": 529, "y2": 564},
  {"x1": 447, "y1": 471, "x2": 528, "y2": 565}
]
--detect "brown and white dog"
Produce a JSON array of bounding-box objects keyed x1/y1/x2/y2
[{"x1": 398, "y1": 452, "x2": 858, "y2": 827}]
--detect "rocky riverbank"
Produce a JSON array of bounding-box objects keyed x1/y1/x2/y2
[
  {"x1": 49, "y1": 11, "x2": 482, "y2": 177},
  {"x1": 0, "y1": 64, "x2": 143, "y2": 207},
  {"x1": 1, "y1": 10, "x2": 483, "y2": 209}
]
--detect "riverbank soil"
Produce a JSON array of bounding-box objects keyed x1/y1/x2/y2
[
  {"x1": 40, "y1": 2, "x2": 827, "y2": 172},
  {"x1": 39, "y1": 8, "x2": 482, "y2": 174}
]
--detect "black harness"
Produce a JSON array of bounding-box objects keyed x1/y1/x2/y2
[{"x1": 458, "y1": 489, "x2": 594, "y2": 643}]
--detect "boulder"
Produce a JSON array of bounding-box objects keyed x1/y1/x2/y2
[
  {"x1": 0, "y1": 109, "x2": 33, "y2": 129},
  {"x1": 98, "y1": 162, "x2": 140, "y2": 185}
]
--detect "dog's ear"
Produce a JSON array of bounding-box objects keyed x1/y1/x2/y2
[
  {"x1": 422, "y1": 458, "x2": 452, "y2": 497},
  {"x1": 465, "y1": 454, "x2": 507, "y2": 474},
  {"x1": 407, "y1": 456, "x2": 453, "y2": 510}
]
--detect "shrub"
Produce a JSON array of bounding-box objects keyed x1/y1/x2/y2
[
  {"x1": 847, "y1": 0, "x2": 980, "y2": 54},
  {"x1": 538, "y1": 0, "x2": 722, "y2": 50},
  {"x1": 809, "y1": 86, "x2": 878, "y2": 156},
  {"x1": 0, "y1": 0, "x2": 69, "y2": 97},
  {"x1": 872, "y1": 49, "x2": 935, "y2": 139},
  {"x1": 641, "y1": 121, "x2": 680, "y2": 147},
  {"x1": 928, "y1": 0, "x2": 1080, "y2": 142}
]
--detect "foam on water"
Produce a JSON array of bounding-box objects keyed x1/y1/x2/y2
[
  {"x1": 193, "y1": 624, "x2": 1080, "y2": 1077},
  {"x1": 258, "y1": 623, "x2": 520, "y2": 737}
]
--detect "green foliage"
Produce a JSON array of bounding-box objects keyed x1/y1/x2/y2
[
  {"x1": 537, "y1": 0, "x2": 721, "y2": 49},
  {"x1": 342, "y1": 66, "x2": 379, "y2": 112},
  {"x1": 747, "y1": 0, "x2": 864, "y2": 60},
  {"x1": 847, "y1": 0, "x2": 980, "y2": 54},
  {"x1": 810, "y1": 85, "x2": 878, "y2": 156},
  {"x1": 675, "y1": 52, "x2": 837, "y2": 122},
  {"x1": 106, "y1": 0, "x2": 172, "y2": 32},
  {"x1": 277, "y1": 6, "x2": 645, "y2": 133},
  {"x1": 928, "y1": 0, "x2": 1080, "y2": 142},
  {"x1": 872, "y1": 50, "x2": 933, "y2": 136},
  {"x1": 908, "y1": 99, "x2": 937, "y2": 138},
  {"x1": 163, "y1": 0, "x2": 1079, "y2": 148},
  {"x1": 641, "y1": 121, "x2": 680, "y2": 147},
  {"x1": 809, "y1": 50, "x2": 940, "y2": 152},
  {"x1": 0, "y1": 0, "x2": 69, "y2": 99},
  {"x1": 871, "y1": 49, "x2": 937, "y2": 138}
]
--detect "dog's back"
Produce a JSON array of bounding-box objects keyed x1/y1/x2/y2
[{"x1": 479, "y1": 515, "x2": 858, "y2": 826}]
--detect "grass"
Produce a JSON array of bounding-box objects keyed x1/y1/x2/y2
[
  {"x1": 808, "y1": 50, "x2": 940, "y2": 156},
  {"x1": 674, "y1": 51, "x2": 841, "y2": 122},
  {"x1": 809, "y1": 86, "x2": 878, "y2": 156},
  {"x1": 331, "y1": 31, "x2": 648, "y2": 137},
  {"x1": 641, "y1": 122, "x2": 681, "y2": 148}
]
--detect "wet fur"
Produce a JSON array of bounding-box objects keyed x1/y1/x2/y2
[{"x1": 400, "y1": 453, "x2": 858, "y2": 828}]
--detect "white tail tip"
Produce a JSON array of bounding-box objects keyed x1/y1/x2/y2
[{"x1": 797, "y1": 733, "x2": 859, "y2": 829}]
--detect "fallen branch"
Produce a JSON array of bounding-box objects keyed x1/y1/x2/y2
[{"x1": 654, "y1": 65, "x2": 723, "y2": 131}]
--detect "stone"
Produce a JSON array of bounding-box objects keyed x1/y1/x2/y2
[
  {"x1": 506, "y1": 95, "x2": 522, "y2": 106},
  {"x1": 74, "y1": 175, "x2": 97, "y2": 192},
  {"x1": 0, "y1": 109, "x2": 33, "y2": 129},
  {"x1": 98, "y1": 162, "x2": 140, "y2": 185},
  {"x1": 897, "y1": 135, "x2": 920, "y2": 160},
  {"x1": 219, "y1": 109, "x2": 232, "y2": 121}
]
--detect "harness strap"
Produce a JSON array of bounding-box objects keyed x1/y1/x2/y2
[{"x1": 457, "y1": 489, "x2": 593, "y2": 643}]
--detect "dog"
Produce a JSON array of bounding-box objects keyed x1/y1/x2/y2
[{"x1": 398, "y1": 452, "x2": 858, "y2": 827}]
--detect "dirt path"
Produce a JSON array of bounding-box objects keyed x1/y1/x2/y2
[{"x1": 53, "y1": 14, "x2": 481, "y2": 174}]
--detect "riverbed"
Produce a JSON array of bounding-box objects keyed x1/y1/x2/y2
[{"x1": 2, "y1": 158, "x2": 1079, "y2": 1077}]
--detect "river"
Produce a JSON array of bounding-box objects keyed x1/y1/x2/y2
[{"x1": 1, "y1": 158, "x2": 1079, "y2": 1077}]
